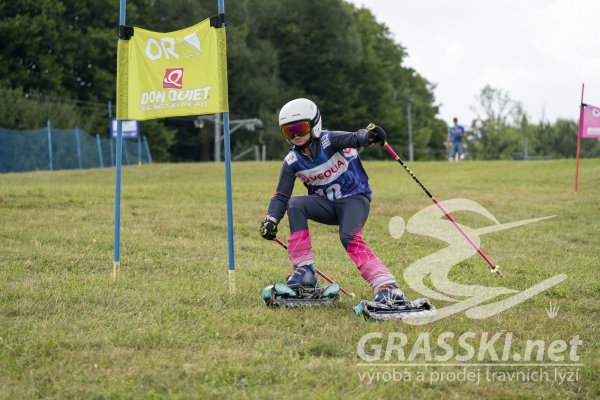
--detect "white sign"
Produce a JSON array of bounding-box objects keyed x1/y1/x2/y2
[{"x1": 111, "y1": 119, "x2": 140, "y2": 139}]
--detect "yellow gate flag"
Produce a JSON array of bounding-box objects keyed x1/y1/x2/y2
[{"x1": 116, "y1": 17, "x2": 228, "y2": 120}]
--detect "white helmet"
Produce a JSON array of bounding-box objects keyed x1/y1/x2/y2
[{"x1": 278, "y1": 98, "x2": 322, "y2": 143}]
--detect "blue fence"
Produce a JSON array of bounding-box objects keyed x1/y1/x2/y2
[{"x1": 0, "y1": 122, "x2": 152, "y2": 173}]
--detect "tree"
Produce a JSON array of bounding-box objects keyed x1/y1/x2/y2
[
  {"x1": 469, "y1": 85, "x2": 530, "y2": 159},
  {"x1": 0, "y1": 0, "x2": 448, "y2": 162},
  {"x1": 532, "y1": 119, "x2": 577, "y2": 159}
]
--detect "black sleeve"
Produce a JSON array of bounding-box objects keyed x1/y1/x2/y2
[
  {"x1": 266, "y1": 161, "x2": 296, "y2": 223},
  {"x1": 329, "y1": 129, "x2": 371, "y2": 151}
]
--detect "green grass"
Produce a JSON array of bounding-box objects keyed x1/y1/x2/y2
[{"x1": 1, "y1": 159, "x2": 599, "y2": 399}]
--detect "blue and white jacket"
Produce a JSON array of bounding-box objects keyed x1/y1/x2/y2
[{"x1": 267, "y1": 129, "x2": 373, "y2": 223}]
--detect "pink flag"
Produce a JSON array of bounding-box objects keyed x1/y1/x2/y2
[{"x1": 580, "y1": 103, "x2": 600, "y2": 138}]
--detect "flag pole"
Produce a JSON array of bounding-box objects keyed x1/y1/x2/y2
[
  {"x1": 574, "y1": 83, "x2": 584, "y2": 193},
  {"x1": 218, "y1": 0, "x2": 236, "y2": 294},
  {"x1": 113, "y1": 0, "x2": 127, "y2": 280}
]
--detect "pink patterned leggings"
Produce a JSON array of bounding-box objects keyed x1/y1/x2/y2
[{"x1": 286, "y1": 194, "x2": 396, "y2": 291}]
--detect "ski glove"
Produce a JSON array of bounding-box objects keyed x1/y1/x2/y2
[
  {"x1": 260, "y1": 218, "x2": 278, "y2": 240},
  {"x1": 367, "y1": 124, "x2": 387, "y2": 146}
]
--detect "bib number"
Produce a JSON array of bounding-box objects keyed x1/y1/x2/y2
[{"x1": 317, "y1": 183, "x2": 342, "y2": 201}]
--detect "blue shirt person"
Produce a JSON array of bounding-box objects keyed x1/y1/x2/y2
[{"x1": 446, "y1": 117, "x2": 466, "y2": 161}]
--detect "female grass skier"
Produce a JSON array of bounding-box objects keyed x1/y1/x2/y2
[{"x1": 259, "y1": 98, "x2": 405, "y2": 304}]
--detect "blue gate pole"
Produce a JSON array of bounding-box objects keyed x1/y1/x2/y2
[
  {"x1": 47, "y1": 120, "x2": 53, "y2": 171},
  {"x1": 219, "y1": 0, "x2": 236, "y2": 294},
  {"x1": 75, "y1": 126, "x2": 82, "y2": 169},
  {"x1": 114, "y1": 122, "x2": 123, "y2": 280},
  {"x1": 143, "y1": 135, "x2": 153, "y2": 163},
  {"x1": 96, "y1": 133, "x2": 104, "y2": 168},
  {"x1": 113, "y1": 0, "x2": 126, "y2": 280}
]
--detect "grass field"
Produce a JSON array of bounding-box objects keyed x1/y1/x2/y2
[{"x1": 1, "y1": 159, "x2": 599, "y2": 399}]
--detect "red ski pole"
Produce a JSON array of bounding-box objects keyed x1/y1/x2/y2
[{"x1": 274, "y1": 238, "x2": 356, "y2": 297}]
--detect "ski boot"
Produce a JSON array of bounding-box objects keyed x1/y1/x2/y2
[
  {"x1": 353, "y1": 282, "x2": 436, "y2": 321},
  {"x1": 286, "y1": 264, "x2": 318, "y2": 289},
  {"x1": 262, "y1": 264, "x2": 341, "y2": 308},
  {"x1": 374, "y1": 283, "x2": 405, "y2": 304}
]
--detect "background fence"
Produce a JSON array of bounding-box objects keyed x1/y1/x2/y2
[{"x1": 0, "y1": 122, "x2": 152, "y2": 173}]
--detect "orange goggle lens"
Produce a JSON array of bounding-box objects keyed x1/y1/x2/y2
[{"x1": 281, "y1": 121, "x2": 311, "y2": 140}]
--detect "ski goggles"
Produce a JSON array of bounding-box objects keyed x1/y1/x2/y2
[{"x1": 280, "y1": 120, "x2": 312, "y2": 140}]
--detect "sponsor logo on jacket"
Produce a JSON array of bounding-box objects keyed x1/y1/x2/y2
[
  {"x1": 296, "y1": 153, "x2": 348, "y2": 186},
  {"x1": 285, "y1": 151, "x2": 298, "y2": 165},
  {"x1": 343, "y1": 148, "x2": 358, "y2": 160}
]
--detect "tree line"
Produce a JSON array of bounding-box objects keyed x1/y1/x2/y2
[
  {"x1": 467, "y1": 85, "x2": 600, "y2": 159},
  {"x1": 1, "y1": 0, "x2": 596, "y2": 161}
]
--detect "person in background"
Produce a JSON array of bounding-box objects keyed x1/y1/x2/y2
[{"x1": 446, "y1": 117, "x2": 466, "y2": 162}]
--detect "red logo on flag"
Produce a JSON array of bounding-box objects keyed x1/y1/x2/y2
[{"x1": 163, "y1": 68, "x2": 184, "y2": 89}]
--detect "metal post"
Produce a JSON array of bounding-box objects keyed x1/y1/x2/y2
[
  {"x1": 96, "y1": 133, "x2": 104, "y2": 168},
  {"x1": 262, "y1": 144, "x2": 266, "y2": 161},
  {"x1": 75, "y1": 127, "x2": 82, "y2": 169},
  {"x1": 137, "y1": 135, "x2": 142, "y2": 165},
  {"x1": 214, "y1": 112, "x2": 221, "y2": 162},
  {"x1": 254, "y1": 145, "x2": 260, "y2": 161},
  {"x1": 407, "y1": 100, "x2": 414, "y2": 162},
  {"x1": 123, "y1": 140, "x2": 130, "y2": 165},
  {"x1": 524, "y1": 141, "x2": 528, "y2": 161},
  {"x1": 143, "y1": 135, "x2": 153, "y2": 163},
  {"x1": 108, "y1": 101, "x2": 114, "y2": 166},
  {"x1": 109, "y1": 137, "x2": 114, "y2": 167},
  {"x1": 47, "y1": 120, "x2": 53, "y2": 171}
]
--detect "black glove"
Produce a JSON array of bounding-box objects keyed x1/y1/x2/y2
[
  {"x1": 367, "y1": 124, "x2": 387, "y2": 146},
  {"x1": 259, "y1": 218, "x2": 278, "y2": 240}
]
